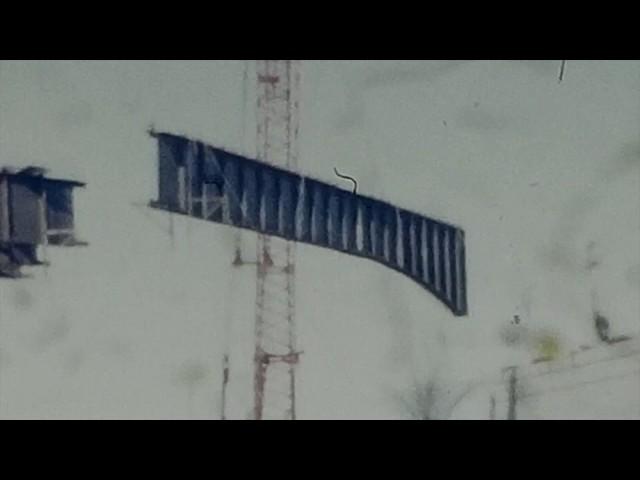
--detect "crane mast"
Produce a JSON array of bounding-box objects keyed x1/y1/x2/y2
[{"x1": 253, "y1": 60, "x2": 301, "y2": 420}]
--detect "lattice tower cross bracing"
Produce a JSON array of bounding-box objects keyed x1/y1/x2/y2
[{"x1": 253, "y1": 60, "x2": 301, "y2": 420}]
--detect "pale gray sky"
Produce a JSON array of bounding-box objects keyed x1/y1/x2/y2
[{"x1": 0, "y1": 60, "x2": 638, "y2": 419}]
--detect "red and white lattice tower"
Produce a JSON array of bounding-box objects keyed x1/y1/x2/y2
[{"x1": 253, "y1": 60, "x2": 301, "y2": 420}]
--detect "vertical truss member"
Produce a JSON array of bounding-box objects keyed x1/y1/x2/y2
[{"x1": 253, "y1": 60, "x2": 302, "y2": 420}]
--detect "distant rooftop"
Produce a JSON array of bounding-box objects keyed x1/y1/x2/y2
[{"x1": 0, "y1": 166, "x2": 85, "y2": 188}]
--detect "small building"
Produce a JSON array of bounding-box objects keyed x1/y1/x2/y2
[{"x1": 0, "y1": 167, "x2": 85, "y2": 278}]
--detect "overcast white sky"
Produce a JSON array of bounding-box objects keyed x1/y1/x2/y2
[{"x1": 0, "y1": 60, "x2": 638, "y2": 419}]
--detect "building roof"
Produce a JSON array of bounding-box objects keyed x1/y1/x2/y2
[{"x1": 0, "y1": 166, "x2": 85, "y2": 188}]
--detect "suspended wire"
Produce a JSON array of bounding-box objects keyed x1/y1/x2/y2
[
  {"x1": 241, "y1": 60, "x2": 250, "y2": 156},
  {"x1": 219, "y1": 60, "x2": 251, "y2": 419},
  {"x1": 333, "y1": 167, "x2": 358, "y2": 194},
  {"x1": 520, "y1": 369, "x2": 640, "y2": 400},
  {"x1": 558, "y1": 60, "x2": 567, "y2": 83}
]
